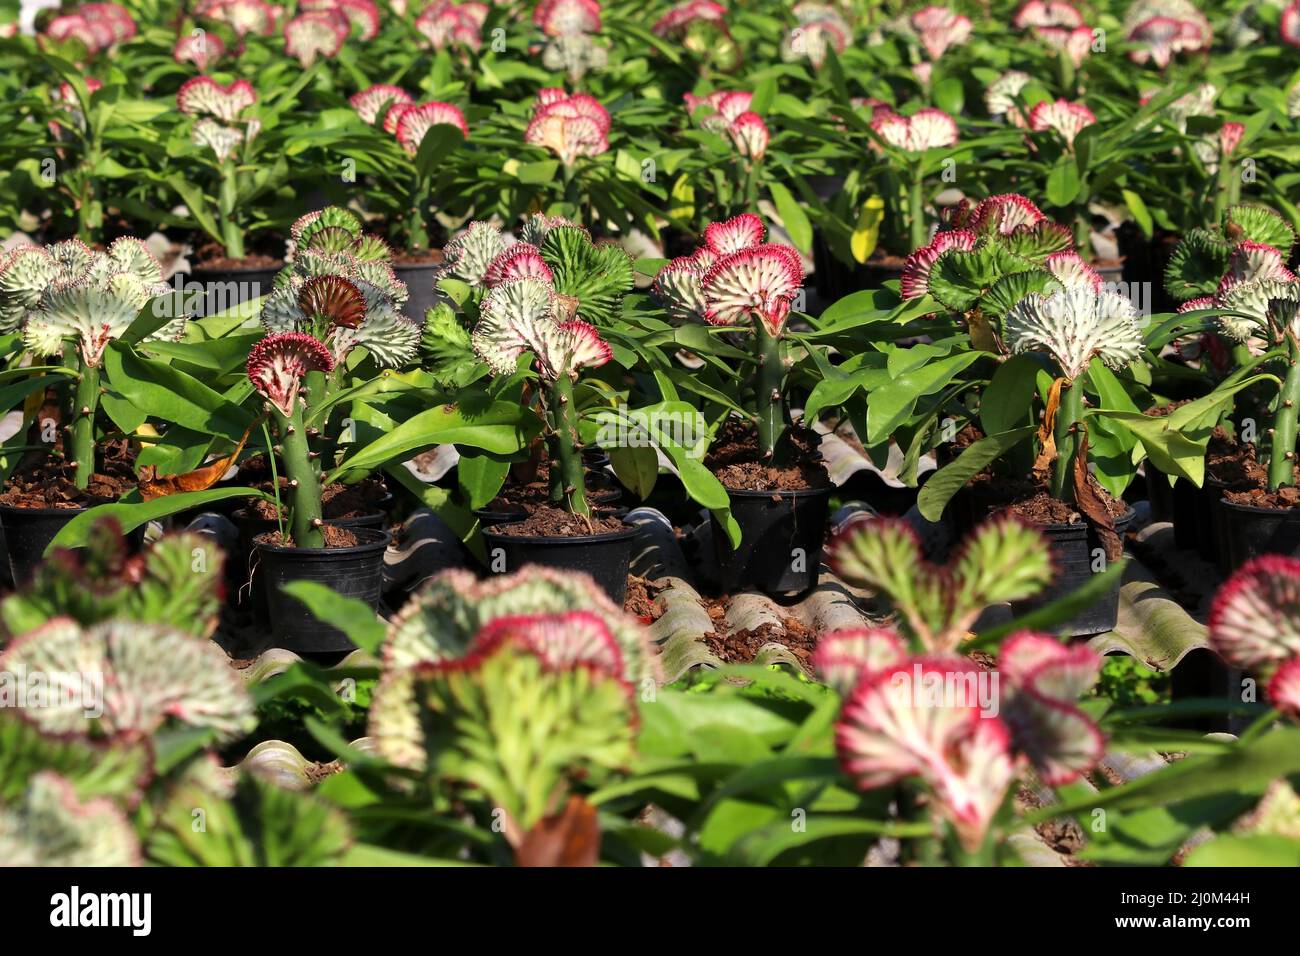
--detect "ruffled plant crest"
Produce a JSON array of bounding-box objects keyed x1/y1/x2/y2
[
  {"x1": 247, "y1": 330, "x2": 334, "y2": 418},
  {"x1": 828, "y1": 515, "x2": 1055, "y2": 654},
  {"x1": 984, "y1": 71, "x2": 1031, "y2": 127},
  {"x1": 197, "y1": 0, "x2": 281, "y2": 37},
  {"x1": 525, "y1": 90, "x2": 611, "y2": 165},
  {"x1": 1208, "y1": 556, "x2": 1300, "y2": 718},
  {"x1": 870, "y1": 107, "x2": 960, "y2": 153},
  {"x1": 42, "y1": 2, "x2": 136, "y2": 61},
  {"x1": 173, "y1": 31, "x2": 225, "y2": 71},
  {"x1": 0, "y1": 617, "x2": 256, "y2": 741},
  {"x1": 262, "y1": 208, "x2": 419, "y2": 368},
  {"x1": 910, "y1": 5, "x2": 973, "y2": 61},
  {"x1": 415, "y1": 1, "x2": 488, "y2": 51},
  {"x1": 1027, "y1": 99, "x2": 1096, "y2": 148},
  {"x1": 1123, "y1": 0, "x2": 1212, "y2": 68},
  {"x1": 0, "y1": 772, "x2": 141, "y2": 866},
  {"x1": 1004, "y1": 287, "x2": 1144, "y2": 381},
  {"x1": 532, "y1": 0, "x2": 607, "y2": 80},
  {"x1": 653, "y1": 0, "x2": 740, "y2": 71},
  {"x1": 178, "y1": 77, "x2": 259, "y2": 163},
  {"x1": 283, "y1": 8, "x2": 348, "y2": 66},
  {"x1": 1164, "y1": 204, "x2": 1296, "y2": 303},
  {"x1": 780, "y1": 3, "x2": 849, "y2": 69},
  {"x1": 684, "y1": 90, "x2": 769, "y2": 162}
]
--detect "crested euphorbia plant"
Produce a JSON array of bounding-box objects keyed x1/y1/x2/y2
[
  {"x1": 780, "y1": 3, "x2": 849, "y2": 71},
  {"x1": 348, "y1": 84, "x2": 469, "y2": 254},
  {"x1": 866, "y1": 105, "x2": 960, "y2": 251},
  {"x1": 0, "y1": 238, "x2": 179, "y2": 490},
  {"x1": 822, "y1": 516, "x2": 1106, "y2": 860},
  {"x1": 652, "y1": 214, "x2": 804, "y2": 462},
  {"x1": 653, "y1": 0, "x2": 740, "y2": 72},
  {"x1": 532, "y1": 0, "x2": 607, "y2": 82},
  {"x1": 681, "y1": 91, "x2": 769, "y2": 218},
  {"x1": 1209, "y1": 556, "x2": 1300, "y2": 719}
]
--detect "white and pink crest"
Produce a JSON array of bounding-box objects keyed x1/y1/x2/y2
[
  {"x1": 395, "y1": 101, "x2": 470, "y2": 155},
  {"x1": 283, "y1": 9, "x2": 348, "y2": 66},
  {"x1": 900, "y1": 229, "x2": 977, "y2": 299},
  {"x1": 177, "y1": 77, "x2": 257, "y2": 122},
  {"x1": 700, "y1": 243, "x2": 805, "y2": 335},
  {"x1": 1028, "y1": 98, "x2": 1097, "y2": 147}
]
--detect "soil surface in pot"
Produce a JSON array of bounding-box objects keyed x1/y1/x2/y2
[
  {"x1": 490, "y1": 504, "x2": 625, "y2": 537},
  {"x1": 245, "y1": 475, "x2": 388, "y2": 521},
  {"x1": 706, "y1": 420, "x2": 829, "y2": 492},
  {"x1": 968, "y1": 473, "x2": 1128, "y2": 525},
  {"x1": 254, "y1": 524, "x2": 360, "y2": 548},
  {"x1": 0, "y1": 439, "x2": 136, "y2": 509},
  {"x1": 392, "y1": 248, "x2": 446, "y2": 265},
  {"x1": 486, "y1": 460, "x2": 614, "y2": 513},
  {"x1": 193, "y1": 252, "x2": 282, "y2": 271},
  {"x1": 1207, "y1": 428, "x2": 1300, "y2": 508}
]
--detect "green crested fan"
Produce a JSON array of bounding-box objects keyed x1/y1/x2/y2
[
  {"x1": 1000, "y1": 221, "x2": 1074, "y2": 260},
  {"x1": 1226, "y1": 204, "x2": 1296, "y2": 257},
  {"x1": 305, "y1": 225, "x2": 360, "y2": 255},
  {"x1": 23, "y1": 279, "x2": 141, "y2": 366},
  {"x1": 291, "y1": 206, "x2": 363, "y2": 250},
  {"x1": 333, "y1": 302, "x2": 422, "y2": 368},
  {"x1": 0, "y1": 772, "x2": 141, "y2": 866},
  {"x1": 0, "y1": 618, "x2": 256, "y2": 742},
  {"x1": 1164, "y1": 229, "x2": 1232, "y2": 301},
  {"x1": 352, "y1": 233, "x2": 394, "y2": 263},
  {"x1": 1216, "y1": 278, "x2": 1285, "y2": 341},
  {"x1": 0, "y1": 710, "x2": 152, "y2": 806},
  {"x1": 421, "y1": 301, "x2": 482, "y2": 386},
  {"x1": 0, "y1": 247, "x2": 59, "y2": 333},
  {"x1": 540, "y1": 225, "x2": 634, "y2": 326},
  {"x1": 147, "y1": 773, "x2": 351, "y2": 867},
  {"x1": 927, "y1": 242, "x2": 1024, "y2": 313},
  {"x1": 981, "y1": 268, "x2": 1063, "y2": 322}
]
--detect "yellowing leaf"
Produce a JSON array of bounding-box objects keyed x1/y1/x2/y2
[
  {"x1": 851, "y1": 196, "x2": 885, "y2": 264},
  {"x1": 668, "y1": 174, "x2": 695, "y2": 228}
]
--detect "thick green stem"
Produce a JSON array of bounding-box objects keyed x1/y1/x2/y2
[
  {"x1": 1073, "y1": 208, "x2": 1090, "y2": 252},
  {"x1": 755, "y1": 323, "x2": 787, "y2": 464},
  {"x1": 908, "y1": 167, "x2": 927, "y2": 251},
  {"x1": 1050, "y1": 378, "x2": 1084, "y2": 502},
  {"x1": 70, "y1": 355, "x2": 99, "y2": 491},
  {"x1": 1267, "y1": 338, "x2": 1300, "y2": 491},
  {"x1": 548, "y1": 374, "x2": 589, "y2": 516},
  {"x1": 273, "y1": 403, "x2": 324, "y2": 548},
  {"x1": 219, "y1": 161, "x2": 244, "y2": 259},
  {"x1": 408, "y1": 176, "x2": 430, "y2": 254}
]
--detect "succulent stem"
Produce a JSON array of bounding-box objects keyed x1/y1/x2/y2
[
  {"x1": 755, "y1": 323, "x2": 787, "y2": 464},
  {"x1": 272, "y1": 403, "x2": 324, "y2": 548},
  {"x1": 1050, "y1": 377, "x2": 1084, "y2": 502},
  {"x1": 549, "y1": 373, "x2": 589, "y2": 516},
  {"x1": 1268, "y1": 337, "x2": 1300, "y2": 491},
  {"x1": 70, "y1": 355, "x2": 99, "y2": 491}
]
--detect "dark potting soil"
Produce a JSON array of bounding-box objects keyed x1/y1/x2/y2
[
  {"x1": 968, "y1": 473, "x2": 1128, "y2": 525},
  {"x1": 623, "y1": 575, "x2": 663, "y2": 624},
  {"x1": 391, "y1": 248, "x2": 446, "y2": 265},
  {"x1": 194, "y1": 252, "x2": 282, "y2": 271},
  {"x1": 706, "y1": 419, "x2": 829, "y2": 492},
  {"x1": 703, "y1": 617, "x2": 818, "y2": 668},
  {"x1": 1207, "y1": 427, "x2": 1300, "y2": 508},
  {"x1": 487, "y1": 462, "x2": 613, "y2": 512},
  {"x1": 0, "y1": 439, "x2": 136, "y2": 509},
  {"x1": 490, "y1": 504, "x2": 626, "y2": 537},
  {"x1": 255, "y1": 524, "x2": 360, "y2": 549},
  {"x1": 247, "y1": 478, "x2": 387, "y2": 521},
  {"x1": 1143, "y1": 399, "x2": 1191, "y2": 418}
]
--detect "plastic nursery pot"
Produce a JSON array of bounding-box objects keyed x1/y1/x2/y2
[
  {"x1": 480, "y1": 521, "x2": 639, "y2": 604},
  {"x1": 473, "y1": 483, "x2": 622, "y2": 527},
  {"x1": 1012, "y1": 507, "x2": 1136, "y2": 638},
  {"x1": 711, "y1": 486, "x2": 833, "y2": 596},
  {"x1": 1143, "y1": 467, "x2": 1202, "y2": 552},
  {"x1": 1202, "y1": 479, "x2": 1232, "y2": 573},
  {"x1": 1220, "y1": 499, "x2": 1300, "y2": 573},
  {"x1": 252, "y1": 526, "x2": 391, "y2": 655},
  {"x1": 393, "y1": 257, "x2": 444, "y2": 323},
  {"x1": 0, "y1": 503, "x2": 87, "y2": 586},
  {"x1": 187, "y1": 263, "x2": 280, "y2": 318}
]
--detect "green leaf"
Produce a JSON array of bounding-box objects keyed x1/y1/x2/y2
[
  {"x1": 1046, "y1": 155, "x2": 1081, "y2": 207},
  {"x1": 980, "y1": 355, "x2": 1040, "y2": 435},
  {"x1": 47, "y1": 488, "x2": 272, "y2": 553},
  {"x1": 1184, "y1": 835, "x2": 1300, "y2": 867},
  {"x1": 103, "y1": 342, "x2": 252, "y2": 440},
  {"x1": 608, "y1": 444, "x2": 658, "y2": 500},
  {"x1": 916, "y1": 426, "x2": 1036, "y2": 521},
  {"x1": 456, "y1": 451, "x2": 510, "y2": 510},
  {"x1": 769, "y1": 181, "x2": 812, "y2": 254},
  {"x1": 865, "y1": 351, "x2": 982, "y2": 445},
  {"x1": 282, "y1": 581, "x2": 385, "y2": 653},
  {"x1": 412, "y1": 124, "x2": 464, "y2": 181},
  {"x1": 1122, "y1": 188, "x2": 1153, "y2": 239}
]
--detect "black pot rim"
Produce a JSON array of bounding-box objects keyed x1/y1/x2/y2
[
  {"x1": 1030, "y1": 505, "x2": 1137, "y2": 533},
  {"x1": 1218, "y1": 498, "x2": 1300, "y2": 517},
  {"x1": 481, "y1": 521, "x2": 638, "y2": 546},
  {"x1": 187, "y1": 262, "x2": 284, "y2": 276},
  {"x1": 252, "y1": 525, "x2": 391, "y2": 555},
  {"x1": 0, "y1": 501, "x2": 92, "y2": 517},
  {"x1": 234, "y1": 506, "x2": 387, "y2": 525},
  {"x1": 725, "y1": 484, "x2": 833, "y2": 500}
]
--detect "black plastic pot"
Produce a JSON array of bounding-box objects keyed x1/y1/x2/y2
[
  {"x1": 472, "y1": 481, "x2": 621, "y2": 527},
  {"x1": 0, "y1": 503, "x2": 87, "y2": 586},
  {"x1": 187, "y1": 263, "x2": 281, "y2": 317},
  {"x1": 1012, "y1": 508, "x2": 1135, "y2": 637},
  {"x1": 1221, "y1": 499, "x2": 1300, "y2": 572},
  {"x1": 712, "y1": 485, "x2": 833, "y2": 595},
  {"x1": 1201, "y1": 479, "x2": 1232, "y2": 572},
  {"x1": 252, "y1": 526, "x2": 391, "y2": 654},
  {"x1": 393, "y1": 259, "x2": 444, "y2": 322},
  {"x1": 1143, "y1": 467, "x2": 1201, "y2": 551},
  {"x1": 481, "y1": 521, "x2": 639, "y2": 603}
]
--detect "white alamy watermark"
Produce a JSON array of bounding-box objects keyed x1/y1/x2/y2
[
  {"x1": 150, "y1": 271, "x2": 266, "y2": 318},
  {"x1": 50, "y1": 887, "x2": 151, "y2": 937},
  {"x1": 888, "y1": 663, "x2": 1001, "y2": 718},
  {"x1": 0, "y1": 669, "x2": 104, "y2": 719}
]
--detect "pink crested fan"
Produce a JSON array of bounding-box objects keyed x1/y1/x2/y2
[
  {"x1": 283, "y1": 9, "x2": 348, "y2": 66},
  {"x1": 729, "y1": 112, "x2": 769, "y2": 162},
  {"x1": 1208, "y1": 556, "x2": 1300, "y2": 717},
  {"x1": 684, "y1": 90, "x2": 753, "y2": 124},
  {"x1": 1285, "y1": 0, "x2": 1300, "y2": 47},
  {"x1": 996, "y1": 633, "x2": 1105, "y2": 785},
  {"x1": 1038, "y1": 24, "x2": 1095, "y2": 66},
  {"x1": 525, "y1": 92, "x2": 610, "y2": 165},
  {"x1": 301, "y1": 0, "x2": 380, "y2": 41},
  {"x1": 835, "y1": 656, "x2": 1017, "y2": 852},
  {"x1": 533, "y1": 0, "x2": 602, "y2": 36},
  {"x1": 900, "y1": 229, "x2": 977, "y2": 299},
  {"x1": 700, "y1": 243, "x2": 805, "y2": 336},
  {"x1": 704, "y1": 213, "x2": 766, "y2": 255},
  {"x1": 200, "y1": 0, "x2": 281, "y2": 37},
  {"x1": 176, "y1": 76, "x2": 256, "y2": 122},
  {"x1": 471, "y1": 611, "x2": 626, "y2": 678},
  {"x1": 911, "y1": 5, "x2": 972, "y2": 60},
  {"x1": 173, "y1": 32, "x2": 225, "y2": 72},
  {"x1": 1220, "y1": 122, "x2": 1245, "y2": 157},
  {"x1": 871, "y1": 107, "x2": 959, "y2": 152},
  {"x1": 484, "y1": 244, "x2": 555, "y2": 287},
  {"x1": 1045, "y1": 251, "x2": 1104, "y2": 291},
  {"x1": 967, "y1": 193, "x2": 1049, "y2": 235},
  {"x1": 1028, "y1": 99, "x2": 1097, "y2": 147},
  {"x1": 1218, "y1": 241, "x2": 1297, "y2": 294},
  {"x1": 415, "y1": 1, "x2": 489, "y2": 50},
  {"x1": 349, "y1": 84, "x2": 414, "y2": 126},
  {"x1": 653, "y1": 0, "x2": 726, "y2": 37},
  {"x1": 1013, "y1": 0, "x2": 1083, "y2": 29},
  {"x1": 812, "y1": 628, "x2": 908, "y2": 697},
  {"x1": 247, "y1": 331, "x2": 335, "y2": 419},
  {"x1": 1127, "y1": 16, "x2": 1210, "y2": 68},
  {"x1": 395, "y1": 101, "x2": 470, "y2": 155}
]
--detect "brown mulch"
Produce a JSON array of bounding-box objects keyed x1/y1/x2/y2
[
  {"x1": 623, "y1": 575, "x2": 663, "y2": 624},
  {"x1": 1015, "y1": 786, "x2": 1090, "y2": 864},
  {"x1": 248, "y1": 478, "x2": 387, "y2": 521},
  {"x1": 193, "y1": 253, "x2": 282, "y2": 271},
  {"x1": 1208, "y1": 428, "x2": 1300, "y2": 508},
  {"x1": 305, "y1": 760, "x2": 344, "y2": 784},
  {"x1": 704, "y1": 617, "x2": 818, "y2": 667},
  {"x1": 488, "y1": 505, "x2": 626, "y2": 538},
  {"x1": 706, "y1": 419, "x2": 829, "y2": 492},
  {"x1": 391, "y1": 248, "x2": 445, "y2": 265},
  {"x1": 967, "y1": 472, "x2": 1128, "y2": 525},
  {"x1": 254, "y1": 524, "x2": 360, "y2": 549},
  {"x1": 486, "y1": 465, "x2": 616, "y2": 513},
  {"x1": 0, "y1": 438, "x2": 137, "y2": 509}
]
